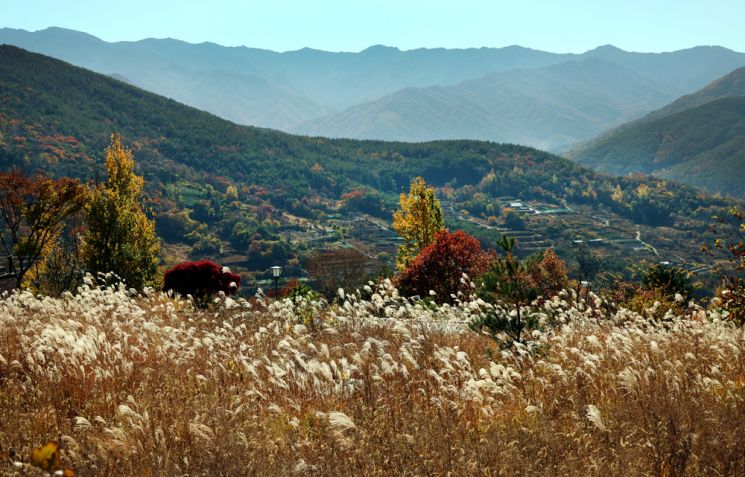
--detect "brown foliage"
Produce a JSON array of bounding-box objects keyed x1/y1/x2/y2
[{"x1": 529, "y1": 248, "x2": 570, "y2": 299}]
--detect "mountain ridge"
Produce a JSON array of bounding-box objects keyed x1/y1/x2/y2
[
  {"x1": 3, "y1": 26, "x2": 745, "y2": 142},
  {"x1": 292, "y1": 58, "x2": 677, "y2": 150},
  {"x1": 568, "y1": 65, "x2": 745, "y2": 197}
]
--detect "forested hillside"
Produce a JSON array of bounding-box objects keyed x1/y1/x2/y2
[
  {"x1": 569, "y1": 66, "x2": 745, "y2": 197},
  {"x1": 293, "y1": 59, "x2": 675, "y2": 150},
  {"x1": 642, "y1": 65, "x2": 745, "y2": 121},
  {"x1": 0, "y1": 45, "x2": 736, "y2": 281}
]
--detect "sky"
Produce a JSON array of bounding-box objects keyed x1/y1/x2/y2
[{"x1": 3, "y1": 0, "x2": 744, "y2": 53}]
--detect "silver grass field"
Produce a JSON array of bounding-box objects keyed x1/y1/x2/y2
[{"x1": 0, "y1": 278, "x2": 743, "y2": 475}]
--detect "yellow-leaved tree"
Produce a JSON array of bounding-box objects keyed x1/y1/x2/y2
[
  {"x1": 392, "y1": 176, "x2": 445, "y2": 270},
  {"x1": 83, "y1": 134, "x2": 160, "y2": 289}
]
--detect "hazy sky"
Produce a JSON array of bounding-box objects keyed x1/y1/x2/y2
[{"x1": 3, "y1": 0, "x2": 744, "y2": 53}]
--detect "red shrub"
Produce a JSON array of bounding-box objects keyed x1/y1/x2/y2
[{"x1": 163, "y1": 260, "x2": 240, "y2": 300}]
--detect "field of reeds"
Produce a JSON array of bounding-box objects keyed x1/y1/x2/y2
[{"x1": 1, "y1": 280, "x2": 744, "y2": 476}]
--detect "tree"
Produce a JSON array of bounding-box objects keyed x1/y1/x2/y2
[
  {"x1": 501, "y1": 207, "x2": 525, "y2": 230},
  {"x1": 341, "y1": 189, "x2": 386, "y2": 217},
  {"x1": 0, "y1": 172, "x2": 87, "y2": 289},
  {"x1": 396, "y1": 230, "x2": 493, "y2": 304},
  {"x1": 28, "y1": 230, "x2": 85, "y2": 296},
  {"x1": 82, "y1": 134, "x2": 160, "y2": 290},
  {"x1": 710, "y1": 207, "x2": 745, "y2": 325},
  {"x1": 641, "y1": 263, "x2": 695, "y2": 301},
  {"x1": 471, "y1": 235, "x2": 541, "y2": 345},
  {"x1": 307, "y1": 248, "x2": 373, "y2": 298},
  {"x1": 572, "y1": 242, "x2": 604, "y2": 300},
  {"x1": 392, "y1": 177, "x2": 445, "y2": 270},
  {"x1": 246, "y1": 238, "x2": 292, "y2": 270},
  {"x1": 530, "y1": 248, "x2": 569, "y2": 299},
  {"x1": 225, "y1": 184, "x2": 238, "y2": 199}
]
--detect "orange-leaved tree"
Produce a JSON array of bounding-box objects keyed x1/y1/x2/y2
[
  {"x1": 530, "y1": 248, "x2": 570, "y2": 299},
  {"x1": 0, "y1": 171, "x2": 87, "y2": 289}
]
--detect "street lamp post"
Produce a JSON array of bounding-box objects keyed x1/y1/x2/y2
[{"x1": 270, "y1": 265, "x2": 283, "y2": 298}]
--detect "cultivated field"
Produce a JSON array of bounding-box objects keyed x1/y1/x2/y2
[{"x1": 0, "y1": 280, "x2": 743, "y2": 476}]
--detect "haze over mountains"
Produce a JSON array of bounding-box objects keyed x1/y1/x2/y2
[
  {"x1": 570, "y1": 66, "x2": 745, "y2": 197},
  {"x1": 2, "y1": 27, "x2": 745, "y2": 149},
  {"x1": 292, "y1": 59, "x2": 674, "y2": 150}
]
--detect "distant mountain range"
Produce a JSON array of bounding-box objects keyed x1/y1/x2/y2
[
  {"x1": 292, "y1": 59, "x2": 675, "y2": 150},
  {"x1": 2, "y1": 27, "x2": 745, "y2": 149},
  {"x1": 569, "y1": 66, "x2": 745, "y2": 197}
]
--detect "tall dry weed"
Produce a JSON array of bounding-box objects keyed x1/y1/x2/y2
[{"x1": 0, "y1": 281, "x2": 742, "y2": 475}]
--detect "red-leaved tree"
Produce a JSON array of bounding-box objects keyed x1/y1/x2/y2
[{"x1": 396, "y1": 230, "x2": 493, "y2": 304}]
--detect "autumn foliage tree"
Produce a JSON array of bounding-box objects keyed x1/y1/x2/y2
[
  {"x1": 396, "y1": 230, "x2": 492, "y2": 304},
  {"x1": 392, "y1": 177, "x2": 445, "y2": 270},
  {"x1": 83, "y1": 134, "x2": 160, "y2": 290},
  {"x1": 0, "y1": 172, "x2": 87, "y2": 289},
  {"x1": 501, "y1": 207, "x2": 525, "y2": 230},
  {"x1": 530, "y1": 248, "x2": 570, "y2": 299},
  {"x1": 711, "y1": 207, "x2": 745, "y2": 325}
]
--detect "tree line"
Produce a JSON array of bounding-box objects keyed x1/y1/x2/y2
[
  {"x1": 3, "y1": 136, "x2": 744, "y2": 335},
  {"x1": 0, "y1": 134, "x2": 160, "y2": 292}
]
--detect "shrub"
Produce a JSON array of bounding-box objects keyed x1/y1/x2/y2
[
  {"x1": 307, "y1": 248, "x2": 372, "y2": 299},
  {"x1": 191, "y1": 235, "x2": 222, "y2": 257}
]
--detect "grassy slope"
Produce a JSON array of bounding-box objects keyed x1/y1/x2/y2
[{"x1": 0, "y1": 282, "x2": 743, "y2": 475}]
